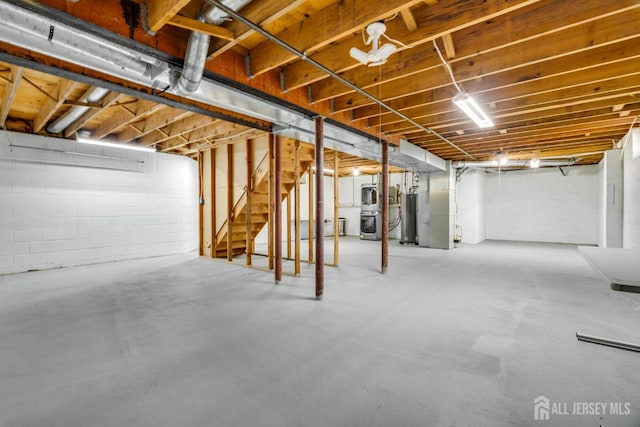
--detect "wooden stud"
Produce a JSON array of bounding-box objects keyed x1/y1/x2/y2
[
  {"x1": 308, "y1": 166, "x2": 314, "y2": 263},
  {"x1": 0, "y1": 65, "x2": 24, "y2": 128},
  {"x1": 442, "y1": 33, "x2": 456, "y2": 59},
  {"x1": 294, "y1": 141, "x2": 301, "y2": 276},
  {"x1": 167, "y1": 15, "x2": 234, "y2": 41},
  {"x1": 64, "y1": 91, "x2": 121, "y2": 138},
  {"x1": 146, "y1": 0, "x2": 191, "y2": 33},
  {"x1": 33, "y1": 78, "x2": 78, "y2": 133},
  {"x1": 400, "y1": 8, "x2": 418, "y2": 32},
  {"x1": 286, "y1": 193, "x2": 292, "y2": 260}
]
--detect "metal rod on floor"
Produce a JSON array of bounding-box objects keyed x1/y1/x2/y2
[
  {"x1": 315, "y1": 116, "x2": 324, "y2": 300},
  {"x1": 576, "y1": 333, "x2": 640, "y2": 353},
  {"x1": 275, "y1": 134, "x2": 283, "y2": 283},
  {"x1": 381, "y1": 140, "x2": 388, "y2": 274}
]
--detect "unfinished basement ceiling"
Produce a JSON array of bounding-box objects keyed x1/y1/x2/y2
[{"x1": 0, "y1": 0, "x2": 638, "y2": 169}]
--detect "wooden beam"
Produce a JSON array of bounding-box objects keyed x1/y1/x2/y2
[
  {"x1": 328, "y1": 10, "x2": 640, "y2": 113},
  {"x1": 167, "y1": 15, "x2": 234, "y2": 41},
  {"x1": 0, "y1": 65, "x2": 23, "y2": 128},
  {"x1": 138, "y1": 115, "x2": 215, "y2": 146},
  {"x1": 33, "y1": 79, "x2": 78, "y2": 133},
  {"x1": 208, "y1": 0, "x2": 309, "y2": 59},
  {"x1": 357, "y1": 48, "x2": 640, "y2": 123},
  {"x1": 146, "y1": 0, "x2": 191, "y2": 33},
  {"x1": 442, "y1": 33, "x2": 456, "y2": 58},
  {"x1": 117, "y1": 108, "x2": 192, "y2": 142},
  {"x1": 247, "y1": 0, "x2": 426, "y2": 76},
  {"x1": 400, "y1": 8, "x2": 418, "y2": 32},
  {"x1": 283, "y1": 0, "x2": 543, "y2": 90},
  {"x1": 92, "y1": 100, "x2": 164, "y2": 139},
  {"x1": 64, "y1": 91, "x2": 120, "y2": 138}
]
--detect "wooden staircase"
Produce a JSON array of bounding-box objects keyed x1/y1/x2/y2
[{"x1": 213, "y1": 139, "x2": 315, "y2": 258}]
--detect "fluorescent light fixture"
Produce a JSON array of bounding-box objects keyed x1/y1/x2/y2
[
  {"x1": 498, "y1": 156, "x2": 508, "y2": 166},
  {"x1": 352, "y1": 167, "x2": 360, "y2": 176},
  {"x1": 453, "y1": 92, "x2": 494, "y2": 128},
  {"x1": 77, "y1": 135, "x2": 156, "y2": 153},
  {"x1": 530, "y1": 158, "x2": 540, "y2": 168}
]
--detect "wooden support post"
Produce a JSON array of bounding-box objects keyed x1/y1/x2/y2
[
  {"x1": 294, "y1": 141, "x2": 301, "y2": 276},
  {"x1": 381, "y1": 140, "x2": 389, "y2": 274},
  {"x1": 245, "y1": 139, "x2": 253, "y2": 267},
  {"x1": 308, "y1": 166, "x2": 314, "y2": 263},
  {"x1": 286, "y1": 194, "x2": 292, "y2": 260},
  {"x1": 211, "y1": 148, "x2": 216, "y2": 258},
  {"x1": 275, "y1": 135, "x2": 283, "y2": 283},
  {"x1": 315, "y1": 116, "x2": 325, "y2": 299},
  {"x1": 268, "y1": 134, "x2": 274, "y2": 270},
  {"x1": 333, "y1": 151, "x2": 339, "y2": 266},
  {"x1": 227, "y1": 144, "x2": 234, "y2": 262}
]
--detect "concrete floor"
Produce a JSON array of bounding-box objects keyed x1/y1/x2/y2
[{"x1": 1, "y1": 238, "x2": 639, "y2": 427}]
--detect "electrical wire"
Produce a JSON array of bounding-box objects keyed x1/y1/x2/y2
[{"x1": 433, "y1": 39, "x2": 462, "y2": 93}]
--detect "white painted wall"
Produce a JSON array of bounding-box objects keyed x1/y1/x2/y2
[
  {"x1": 597, "y1": 159, "x2": 606, "y2": 247},
  {"x1": 456, "y1": 169, "x2": 486, "y2": 244},
  {"x1": 486, "y1": 165, "x2": 598, "y2": 245},
  {"x1": 623, "y1": 128, "x2": 640, "y2": 248},
  {"x1": 0, "y1": 131, "x2": 198, "y2": 274}
]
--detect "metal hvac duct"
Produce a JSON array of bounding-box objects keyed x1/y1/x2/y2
[
  {"x1": 452, "y1": 158, "x2": 578, "y2": 169},
  {"x1": 47, "y1": 86, "x2": 109, "y2": 134},
  {"x1": 0, "y1": 1, "x2": 445, "y2": 172},
  {"x1": 176, "y1": 0, "x2": 250, "y2": 94}
]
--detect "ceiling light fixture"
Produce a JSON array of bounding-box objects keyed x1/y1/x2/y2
[
  {"x1": 77, "y1": 134, "x2": 156, "y2": 153},
  {"x1": 311, "y1": 166, "x2": 335, "y2": 175},
  {"x1": 350, "y1": 22, "x2": 401, "y2": 67},
  {"x1": 433, "y1": 40, "x2": 494, "y2": 128},
  {"x1": 530, "y1": 158, "x2": 540, "y2": 168},
  {"x1": 353, "y1": 167, "x2": 360, "y2": 176},
  {"x1": 453, "y1": 93, "x2": 494, "y2": 129}
]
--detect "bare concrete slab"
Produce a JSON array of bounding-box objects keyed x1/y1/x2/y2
[
  {"x1": 1, "y1": 240, "x2": 639, "y2": 427},
  {"x1": 579, "y1": 246, "x2": 640, "y2": 292}
]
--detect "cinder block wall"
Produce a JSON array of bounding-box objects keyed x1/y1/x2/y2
[{"x1": 0, "y1": 132, "x2": 198, "y2": 274}]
